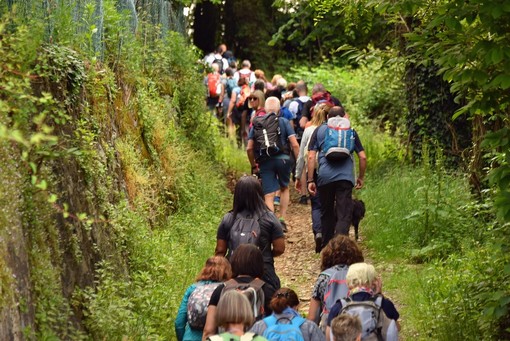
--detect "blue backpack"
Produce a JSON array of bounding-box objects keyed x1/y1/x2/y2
[
  {"x1": 279, "y1": 106, "x2": 294, "y2": 121},
  {"x1": 322, "y1": 117, "x2": 355, "y2": 161},
  {"x1": 262, "y1": 315, "x2": 305, "y2": 341}
]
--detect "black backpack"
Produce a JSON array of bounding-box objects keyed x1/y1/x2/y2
[
  {"x1": 252, "y1": 112, "x2": 287, "y2": 160},
  {"x1": 228, "y1": 212, "x2": 261, "y2": 255}
]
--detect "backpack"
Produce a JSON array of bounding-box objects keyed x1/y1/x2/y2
[
  {"x1": 322, "y1": 266, "x2": 349, "y2": 315},
  {"x1": 225, "y1": 78, "x2": 237, "y2": 98},
  {"x1": 212, "y1": 58, "x2": 224, "y2": 74},
  {"x1": 228, "y1": 213, "x2": 261, "y2": 255},
  {"x1": 310, "y1": 92, "x2": 333, "y2": 110},
  {"x1": 222, "y1": 278, "x2": 265, "y2": 320},
  {"x1": 252, "y1": 112, "x2": 287, "y2": 160},
  {"x1": 262, "y1": 315, "x2": 306, "y2": 341},
  {"x1": 322, "y1": 116, "x2": 355, "y2": 161},
  {"x1": 186, "y1": 282, "x2": 223, "y2": 329},
  {"x1": 239, "y1": 71, "x2": 252, "y2": 82},
  {"x1": 208, "y1": 73, "x2": 221, "y2": 98},
  {"x1": 291, "y1": 99, "x2": 305, "y2": 139},
  {"x1": 339, "y1": 295, "x2": 386, "y2": 341},
  {"x1": 279, "y1": 106, "x2": 294, "y2": 121},
  {"x1": 318, "y1": 266, "x2": 349, "y2": 331},
  {"x1": 237, "y1": 84, "x2": 251, "y2": 108},
  {"x1": 208, "y1": 332, "x2": 259, "y2": 341}
]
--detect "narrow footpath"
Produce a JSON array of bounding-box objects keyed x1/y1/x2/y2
[{"x1": 274, "y1": 187, "x2": 406, "y2": 339}]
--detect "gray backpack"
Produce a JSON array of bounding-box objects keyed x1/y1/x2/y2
[
  {"x1": 339, "y1": 295, "x2": 385, "y2": 341},
  {"x1": 186, "y1": 282, "x2": 222, "y2": 329}
]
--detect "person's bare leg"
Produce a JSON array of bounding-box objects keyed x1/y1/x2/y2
[
  {"x1": 279, "y1": 186, "x2": 290, "y2": 220},
  {"x1": 265, "y1": 191, "x2": 276, "y2": 212}
]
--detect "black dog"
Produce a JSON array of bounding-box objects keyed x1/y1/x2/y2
[{"x1": 352, "y1": 199, "x2": 365, "y2": 241}]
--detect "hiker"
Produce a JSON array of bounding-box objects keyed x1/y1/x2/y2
[
  {"x1": 175, "y1": 256, "x2": 232, "y2": 341},
  {"x1": 204, "y1": 46, "x2": 227, "y2": 74},
  {"x1": 299, "y1": 83, "x2": 341, "y2": 129},
  {"x1": 205, "y1": 62, "x2": 224, "y2": 118},
  {"x1": 205, "y1": 290, "x2": 269, "y2": 341},
  {"x1": 214, "y1": 175, "x2": 284, "y2": 291},
  {"x1": 270, "y1": 74, "x2": 282, "y2": 90},
  {"x1": 326, "y1": 263, "x2": 400, "y2": 341},
  {"x1": 307, "y1": 106, "x2": 366, "y2": 248},
  {"x1": 203, "y1": 244, "x2": 276, "y2": 340},
  {"x1": 222, "y1": 68, "x2": 237, "y2": 126},
  {"x1": 290, "y1": 81, "x2": 312, "y2": 205},
  {"x1": 250, "y1": 288, "x2": 326, "y2": 341},
  {"x1": 243, "y1": 90, "x2": 266, "y2": 145},
  {"x1": 295, "y1": 103, "x2": 332, "y2": 252},
  {"x1": 289, "y1": 82, "x2": 310, "y2": 140},
  {"x1": 254, "y1": 70, "x2": 272, "y2": 91},
  {"x1": 281, "y1": 82, "x2": 297, "y2": 107},
  {"x1": 234, "y1": 60, "x2": 256, "y2": 86},
  {"x1": 247, "y1": 97, "x2": 300, "y2": 232},
  {"x1": 226, "y1": 77, "x2": 251, "y2": 146},
  {"x1": 329, "y1": 315, "x2": 362, "y2": 341},
  {"x1": 307, "y1": 235, "x2": 364, "y2": 331}
]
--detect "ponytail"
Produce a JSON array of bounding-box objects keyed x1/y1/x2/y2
[{"x1": 269, "y1": 288, "x2": 300, "y2": 314}]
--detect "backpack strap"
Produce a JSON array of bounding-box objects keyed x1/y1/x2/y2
[
  {"x1": 206, "y1": 335, "x2": 223, "y2": 341},
  {"x1": 290, "y1": 315, "x2": 306, "y2": 328},
  {"x1": 340, "y1": 297, "x2": 349, "y2": 311},
  {"x1": 371, "y1": 295, "x2": 384, "y2": 341},
  {"x1": 223, "y1": 279, "x2": 240, "y2": 292},
  {"x1": 241, "y1": 332, "x2": 258, "y2": 341},
  {"x1": 249, "y1": 277, "x2": 265, "y2": 291}
]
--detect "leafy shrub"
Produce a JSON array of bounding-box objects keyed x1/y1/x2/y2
[{"x1": 286, "y1": 51, "x2": 407, "y2": 132}]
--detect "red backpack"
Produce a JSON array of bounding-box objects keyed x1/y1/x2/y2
[
  {"x1": 237, "y1": 84, "x2": 251, "y2": 108},
  {"x1": 207, "y1": 73, "x2": 221, "y2": 98}
]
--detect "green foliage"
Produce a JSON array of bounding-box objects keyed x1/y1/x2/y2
[
  {"x1": 0, "y1": 2, "x2": 240, "y2": 339},
  {"x1": 271, "y1": 0, "x2": 392, "y2": 64},
  {"x1": 286, "y1": 53, "x2": 407, "y2": 132}
]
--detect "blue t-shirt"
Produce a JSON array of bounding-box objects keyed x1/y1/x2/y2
[
  {"x1": 308, "y1": 123, "x2": 364, "y2": 187},
  {"x1": 248, "y1": 115, "x2": 296, "y2": 160}
]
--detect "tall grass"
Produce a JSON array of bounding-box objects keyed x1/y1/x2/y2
[{"x1": 285, "y1": 60, "x2": 509, "y2": 340}]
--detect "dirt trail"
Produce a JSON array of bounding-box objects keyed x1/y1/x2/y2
[
  {"x1": 273, "y1": 187, "x2": 370, "y2": 315},
  {"x1": 273, "y1": 187, "x2": 320, "y2": 314}
]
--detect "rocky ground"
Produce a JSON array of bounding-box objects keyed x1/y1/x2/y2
[{"x1": 273, "y1": 187, "x2": 322, "y2": 315}]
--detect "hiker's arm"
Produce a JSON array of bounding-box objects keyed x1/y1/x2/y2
[
  {"x1": 202, "y1": 305, "x2": 217, "y2": 341},
  {"x1": 288, "y1": 135, "x2": 299, "y2": 161},
  {"x1": 271, "y1": 237, "x2": 285, "y2": 257},
  {"x1": 214, "y1": 239, "x2": 227, "y2": 257},
  {"x1": 307, "y1": 298, "x2": 321, "y2": 324},
  {"x1": 307, "y1": 150, "x2": 317, "y2": 196},
  {"x1": 325, "y1": 326, "x2": 332, "y2": 341},
  {"x1": 246, "y1": 139, "x2": 256, "y2": 170},
  {"x1": 356, "y1": 150, "x2": 367, "y2": 189},
  {"x1": 226, "y1": 92, "x2": 236, "y2": 122},
  {"x1": 299, "y1": 116, "x2": 308, "y2": 129}
]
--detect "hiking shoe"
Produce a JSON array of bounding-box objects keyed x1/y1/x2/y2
[
  {"x1": 315, "y1": 233, "x2": 323, "y2": 253},
  {"x1": 280, "y1": 220, "x2": 288, "y2": 233},
  {"x1": 274, "y1": 196, "x2": 281, "y2": 206},
  {"x1": 299, "y1": 195, "x2": 308, "y2": 205}
]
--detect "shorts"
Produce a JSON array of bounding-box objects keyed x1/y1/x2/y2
[{"x1": 258, "y1": 156, "x2": 293, "y2": 194}]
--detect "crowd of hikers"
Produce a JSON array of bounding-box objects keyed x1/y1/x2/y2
[{"x1": 173, "y1": 45, "x2": 400, "y2": 341}]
